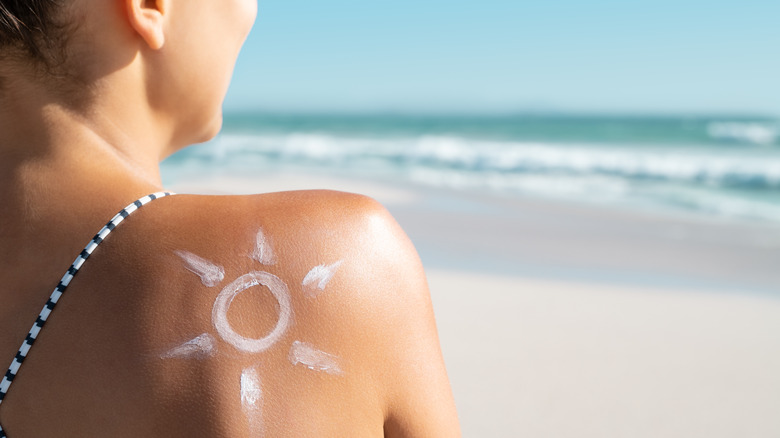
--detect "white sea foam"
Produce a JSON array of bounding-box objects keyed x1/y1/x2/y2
[
  {"x1": 170, "y1": 129, "x2": 780, "y2": 222},
  {"x1": 707, "y1": 122, "x2": 778, "y2": 145},
  {"x1": 207, "y1": 133, "x2": 780, "y2": 188}
]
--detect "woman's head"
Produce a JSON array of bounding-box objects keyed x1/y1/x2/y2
[
  {"x1": 0, "y1": 0, "x2": 257, "y2": 151},
  {"x1": 0, "y1": 0, "x2": 70, "y2": 70},
  {"x1": 0, "y1": 1, "x2": 60, "y2": 55},
  {"x1": 146, "y1": 0, "x2": 259, "y2": 147}
]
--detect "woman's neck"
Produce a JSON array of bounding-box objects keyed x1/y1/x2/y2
[
  {"x1": 0, "y1": 85, "x2": 172, "y2": 318},
  {"x1": 0, "y1": 77, "x2": 171, "y2": 257},
  {"x1": 0, "y1": 75, "x2": 171, "y2": 191}
]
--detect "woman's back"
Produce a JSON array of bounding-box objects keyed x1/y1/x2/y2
[{"x1": 0, "y1": 190, "x2": 458, "y2": 436}]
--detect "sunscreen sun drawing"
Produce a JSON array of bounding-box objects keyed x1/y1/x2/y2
[{"x1": 162, "y1": 227, "x2": 345, "y2": 435}]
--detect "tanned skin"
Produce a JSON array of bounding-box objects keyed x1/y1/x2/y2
[{"x1": 0, "y1": 0, "x2": 460, "y2": 436}]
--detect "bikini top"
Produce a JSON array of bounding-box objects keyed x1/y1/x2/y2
[{"x1": 0, "y1": 192, "x2": 174, "y2": 438}]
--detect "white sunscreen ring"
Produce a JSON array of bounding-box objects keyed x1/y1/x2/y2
[{"x1": 212, "y1": 271, "x2": 292, "y2": 353}]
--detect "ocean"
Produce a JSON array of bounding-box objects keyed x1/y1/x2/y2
[{"x1": 162, "y1": 113, "x2": 780, "y2": 222}]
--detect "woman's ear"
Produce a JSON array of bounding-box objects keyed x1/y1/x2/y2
[{"x1": 125, "y1": 0, "x2": 167, "y2": 50}]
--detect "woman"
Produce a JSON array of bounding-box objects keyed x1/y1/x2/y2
[{"x1": 0, "y1": 1, "x2": 460, "y2": 436}]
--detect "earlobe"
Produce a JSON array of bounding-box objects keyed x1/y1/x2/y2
[{"x1": 125, "y1": 0, "x2": 166, "y2": 50}]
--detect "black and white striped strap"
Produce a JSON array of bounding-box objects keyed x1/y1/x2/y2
[{"x1": 0, "y1": 192, "x2": 174, "y2": 437}]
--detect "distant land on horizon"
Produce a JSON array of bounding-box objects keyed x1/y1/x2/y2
[{"x1": 222, "y1": 108, "x2": 779, "y2": 120}]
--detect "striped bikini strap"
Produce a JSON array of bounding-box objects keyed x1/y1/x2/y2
[{"x1": 0, "y1": 192, "x2": 174, "y2": 437}]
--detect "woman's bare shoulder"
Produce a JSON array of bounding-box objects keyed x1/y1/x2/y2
[{"x1": 78, "y1": 190, "x2": 459, "y2": 437}]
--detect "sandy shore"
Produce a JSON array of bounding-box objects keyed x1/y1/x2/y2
[
  {"x1": 167, "y1": 169, "x2": 780, "y2": 436},
  {"x1": 428, "y1": 271, "x2": 780, "y2": 437}
]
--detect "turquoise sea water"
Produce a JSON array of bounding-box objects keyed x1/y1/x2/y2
[{"x1": 162, "y1": 113, "x2": 780, "y2": 222}]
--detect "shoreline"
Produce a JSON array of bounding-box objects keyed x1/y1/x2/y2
[{"x1": 166, "y1": 168, "x2": 780, "y2": 296}]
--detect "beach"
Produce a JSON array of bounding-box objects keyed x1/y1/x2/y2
[
  {"x1": 430, "y1": 270, "x2": 780, "y2": 437},
  {"x1": 167, "y1": 168, "x2": 780, "y2": 437}
]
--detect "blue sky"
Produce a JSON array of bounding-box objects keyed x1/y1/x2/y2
[{"x1": 225, "y1": 0, "x2": 779, "y2": 116}]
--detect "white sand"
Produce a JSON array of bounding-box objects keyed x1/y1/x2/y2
[
  {"x1": 169, "y1": 170, "x2": 780, "y2": 436},
  {"x1": 428, "y1": 271, "x2": 780, "y2": 437}
]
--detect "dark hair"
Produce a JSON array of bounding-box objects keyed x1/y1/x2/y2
[{"x1": 0, "y1": 0, "x2": 62, "y2": 62}]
